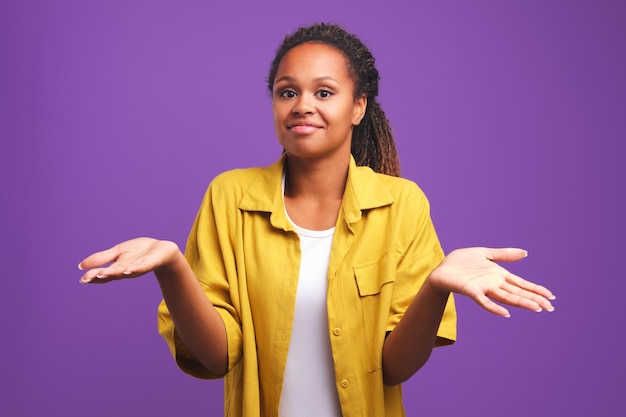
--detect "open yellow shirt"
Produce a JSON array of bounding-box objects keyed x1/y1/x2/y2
[{"x1": 158, "y1": 155, "x2": 456, "y2": 417}]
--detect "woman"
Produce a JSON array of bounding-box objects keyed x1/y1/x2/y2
[{"x1": 79, "y1": 23, "x2": 555, "y2": 417}]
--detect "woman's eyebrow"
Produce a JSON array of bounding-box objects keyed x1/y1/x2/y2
[
  {"x1": 274, "y1": 75, "x2": 295, "y2": 84},
  {"x1": 274, "y1": 75, "x2": 341, "y2": 84},
  {"x1": 314, "y1": 76, "x2": 341, "y2": 85}
]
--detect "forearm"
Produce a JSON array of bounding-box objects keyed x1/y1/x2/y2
[
  {"x1": 382, "y1": 277, "x2": 450, "y2": 386},
  {"x1": 155, "y1": 244, "x2": 228, "y2": 375}
]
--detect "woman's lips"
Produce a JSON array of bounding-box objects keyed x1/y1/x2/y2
[{"x1": 288, "y1": 122, "x2": 321, "y2": 135}]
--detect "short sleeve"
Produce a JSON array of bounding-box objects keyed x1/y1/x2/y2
[
  {"x1": 157, "y1": 178, "x2": 244, "y2": 379},
  {"x1": 386, "y1": 183, "x2": 457, "y2": 344}
]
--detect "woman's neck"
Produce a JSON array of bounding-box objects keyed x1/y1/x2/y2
[
  {"x1": 284, "y1": 155, "x2": 349, "y2": 199},
  {"x1": 283, "y1": 155, "x2": 349, "y2": 230}
]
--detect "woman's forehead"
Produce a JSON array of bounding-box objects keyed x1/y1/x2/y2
[{"x1": 274, "y1": 43, "x2": 351, "y2": 82}]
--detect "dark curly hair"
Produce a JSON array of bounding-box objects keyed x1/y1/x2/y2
[{"x1": 267, "y1": 23, "x2": 401, "y2": 177}]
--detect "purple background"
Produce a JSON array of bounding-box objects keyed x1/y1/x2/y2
[{"x1": 1, "y1": 1, "x2": 624, "y2": 416}]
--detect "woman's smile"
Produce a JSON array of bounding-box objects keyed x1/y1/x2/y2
[{"x1": 287, "y1": 120, "x2": 323, "y2": 135}]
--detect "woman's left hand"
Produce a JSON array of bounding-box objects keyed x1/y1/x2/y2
[{"x1": 428, "y1": 247, "x2": 555, "y2": 317}]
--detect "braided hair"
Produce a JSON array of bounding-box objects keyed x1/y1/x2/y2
[{"x1": 267, "y1": 23, "x2": 401, "y2": 177}]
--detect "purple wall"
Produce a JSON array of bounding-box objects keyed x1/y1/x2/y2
[{"x1": 1, "y1": 1, "x2": 624, "y2": 415}]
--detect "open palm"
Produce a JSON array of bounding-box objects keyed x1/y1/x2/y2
[
  {"x1": 429, "y1": 247, "x2": 555, "y2": 317},
  {"x1": 79, "y1": 238, "x2": 180, "y2": 284}
]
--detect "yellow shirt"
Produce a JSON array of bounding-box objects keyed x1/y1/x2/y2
[{"x1": 158, "y1": 155, "x2": 456, "y2": 417}]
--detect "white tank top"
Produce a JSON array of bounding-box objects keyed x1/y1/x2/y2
[{"x1": 279, "y1": 176, "x2": 342, "y2": 417}]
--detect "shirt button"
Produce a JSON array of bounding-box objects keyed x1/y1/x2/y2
[
  {"x1": 341, "y1": 379, "x2": 349, "y2": 388},
  {"x1": 333, "y1": 328, "x2": 342, "y2": 336}
]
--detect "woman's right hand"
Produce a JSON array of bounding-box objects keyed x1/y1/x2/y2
[{"x1": 78, "y1": 237, "x2": 181, "y2": 284}]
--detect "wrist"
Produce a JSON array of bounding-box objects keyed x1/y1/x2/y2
[
  {"x1": 154, "y1": 241, "x2": 185, "y2": 277},
  {"x1": 424, "y1": 271, "x2": 451, "y2": 298}
]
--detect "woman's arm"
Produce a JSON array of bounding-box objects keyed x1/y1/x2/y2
[
  {"x1": 79, "y1": 238, "x2": 228, "y2": 375},
  {"x1": 382, "y1": 247, "x2": 556, "y2": 386},
  {"x1": 382, "y1": 277, "x2": 449, "y2": 386}
]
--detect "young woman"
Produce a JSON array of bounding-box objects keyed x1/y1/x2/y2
[{"x1": 78, "y1": 23, "x2": 555, "y2": 417}]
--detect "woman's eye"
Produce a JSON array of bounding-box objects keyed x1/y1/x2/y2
[
  {"x1": 317, "y1": 90, "x2": 333, "y2": 98},
  {"x1": 280, "y1": 90, "x2": 297, "y2": 98}
]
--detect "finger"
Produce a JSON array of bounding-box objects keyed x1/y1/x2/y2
[
  {"x1": 81, "y1": 275, "x2": 116, "y2": 284},
  {"x1": 490, "y1": 282, "x2": 556, "y2": 313},
  {"x1": 489, "y1": 287, "x2": 543, "y2": 312},
  {"x1": 483, "y1": 247, "x2": 527, "y2": 263},
  {"x1": 79, "y1": 268, "x2": 110, "y2": 284},
  {"x1": 79, "y1": 263, "x2": 134, "y2": 284},
  {"x1": 81, "y1": 273, "x2": 127, "y2": 284},
  {"x1": 79, "y1": 270, "x2": 97, "y2": 283},
  {"x1": 505, "y1": 273, "x2": 556, "y2": 301},
  {"x1": 500, "y1": 282, "x2": 548, "y2": 307},
  {"x1": 500, "y1": 281, "x2": 555, "y2": 312},
  {"x1": 78, "y1": 245, "x2": 122, "y2": 270},
  {"x1": 471, "y1": 290, "x2": 511, "y2": 318}
]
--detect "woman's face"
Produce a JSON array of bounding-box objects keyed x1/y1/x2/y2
[{"x1": 272, "y1": 42, "x2": 366, "y2": 163}]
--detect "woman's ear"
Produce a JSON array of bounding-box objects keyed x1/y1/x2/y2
[{"x1": 353, "y1": 94, "x2": 367, "y2": 125}]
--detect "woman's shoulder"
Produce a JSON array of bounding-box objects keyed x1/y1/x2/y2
[
  {"x1": 357, "y1": 166, "x2": 429, "y2": 201},
  {"x1": 209, "y1": 166, "x2": 267, "y2": 189},
  {"x1": 203, "y1": 160, "x2": 283, "y2": 207}
]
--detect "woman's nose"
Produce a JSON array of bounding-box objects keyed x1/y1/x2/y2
[{"x1": 292, "y1": 94, "x2": 314, "y2": 115}]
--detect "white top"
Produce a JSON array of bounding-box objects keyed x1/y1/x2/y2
[{"x1": 279, "y1": 177, "x2": 342, "y2": 417}]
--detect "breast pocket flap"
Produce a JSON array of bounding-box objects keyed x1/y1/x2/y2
[{"x1": 353, "y1": 260, "x2": 395, "y2": 296}]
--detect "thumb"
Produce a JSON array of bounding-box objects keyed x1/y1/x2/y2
[
  {"x1": 78, "y1": 244, "x2": 122, "y2": 270},
  {"x1": 483, "y1": 247, "x2": 528, "y2": 263}
]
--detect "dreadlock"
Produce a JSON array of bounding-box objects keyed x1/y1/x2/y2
[{"x1": 267, "y1": 23, "x2": 401, "y2": 177}]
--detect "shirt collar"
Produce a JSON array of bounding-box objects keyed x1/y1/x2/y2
[{"x1": 238, "y1": 154, "x2": 395, "y2": 229}]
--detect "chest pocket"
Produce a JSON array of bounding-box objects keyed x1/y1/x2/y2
[{"x1": 352, "y1": 254, "x2": 396, "y2": 372}]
